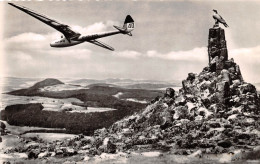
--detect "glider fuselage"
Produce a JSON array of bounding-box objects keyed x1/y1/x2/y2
[{"x1": 50, "y1": 37, "x2": 83, "y2": 48}]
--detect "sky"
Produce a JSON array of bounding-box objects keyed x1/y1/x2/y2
[{"x1": 1, "y1": 0, "x2": 260, "y2": 83}]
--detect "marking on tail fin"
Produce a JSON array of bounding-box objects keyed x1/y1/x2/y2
[{"x1": 124, "y1": 15, "x2": 134, "y2": 24}]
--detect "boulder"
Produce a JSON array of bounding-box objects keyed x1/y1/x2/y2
[
  {"x1": 0, "y1": 122, "x2": 6, "y2": 130},
  {"x1": 188, "y1": 150, "x2": 203, "y2": 158},
  {"x1": 239, "y1": 83, "x2": 256, "y2": 94},
  {"x1": 209, "y1": 122, "x2": 221, "y2": 128},
  {"x1": 175, "y1": 96, "x2": 186, "y2": 106},
  {"x1": 187, "y1": 73, "x2": 196, "y2": 82},
  {"x1": 165, "y1": 88, "x2": 175, "y2": 98},
  {"x1": 94, "y1": 128, "x2": 108, "y2": 137},
  {"x1": 55, "y1": 148, "x2": 63, "y2": 156},
  {"x1": 27, "y1": 149, "x2": 40, "y2": 159},
  {"x1": 173, "y1": 106, "x2": 188, "y2": 120},
  {"x1": 217, "y1": 140, "x2": 232, "y2": 148},
  {"x1": 65, "y1": 148, "x2": 77, "y2": 156},
  {"x1": 38, "y1": 151, "x2": 49, "y2": 158},
  {"x1": 102, "y1": 137, "x2": 116, "y2": 153},
  {"x1": 198, "y1": 107, "x2": 213, "y2": 119},
  {"x1": 220, "y1": 69, "x2": 231, "y2": 84}
]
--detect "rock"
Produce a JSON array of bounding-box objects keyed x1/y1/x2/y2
[
  {"x1": 209, "y1": 122, "x2": 221, "y2": 128},
  {"x1": 186, "y1": 102, "x2": 196, "y2": 112},
  {"x1": 83, "y1": 156, "x2": 90, "y2": 161},
  {"x1": 151, "y1": 96, "x2": 160, "y2": 104},
  {"x1": 218, "y1": 140, "x2": 232, "y2": 148},
  {"x1": 94, "y1": 128, "x2": 108, "y2": 137},
  {"x1": 24, "y1": 142, "x2": 40, "y2": 151},
  {"x1": 81, "y1": 144, "x2": 92, "y2": 150},
  {"x1": 27, "y1": 149, "x2": 40, "y2": 159},
  {"x1": 187, "y1": 73, "x2": 196, "y2": 82},
  {"x1": 103, "y1": 137, "x2": 116, "y2": 153},
  {"x1": 55, "y1": 148, "x2": 63, "y2": 156},
  {"x1": 239, "y1": 83, "x2": 256, "y2": 94},
  {"x1": 121, "y1": 128, "x2": 133, "y2": 136},
  {"x1": 216, "y1": 81, "x2": 230, "y2": 103},
  {"x1": 198, "y1": 107, "x2": 213, "y2": 119},
  {"x1": 235, "y1": 65, "x2": 243, "y2": 81},
  {"x1": 220, "y1": 69, "x2": 231, "y2": 84},
  {"x1": 80, "y1": 137, "x2": 94, "y2": 146},
  {"x1": 65, "y1": 148, "x2": 77, "y2": 156},
  {"x1": 175, "y1": 96, "x2": 186, "y2": 106},
  {"x1": 210, "y1": 56, "x2": 219, "y2": 65},
  {"x1": 236, "y1": 133, "x2": 251, "y2": 140},
  {"x1": 213, "y1": 146, "x2": 225, "y2": 153},
  {"x1": 188, "y1": 150, "x2": 203, "y2": 158},
  {"x1": 38, "y1": 151, "x2": 49, "y2": 158},
  {"x1": 0, "y1": 122, "x2": 6, "y2": 130},
  {"x1": 50, "y1": 152, "x2": 56, "y2": 157},
  {"x1": 165, "y1": 88, "x2": 175, "y2": 98},
  {"x1": 173, "y1": 106, "x2": 188, "y2": 120}
]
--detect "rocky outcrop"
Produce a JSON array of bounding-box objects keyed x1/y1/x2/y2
[{"x1": 82, "y1": 27, "x2": 260, "y2": 155}]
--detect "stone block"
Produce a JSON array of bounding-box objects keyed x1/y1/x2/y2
[
  {"x1": 208, "y1": 27, "x2": 228, "y2": 71},
  {"x1": 220, "y1": 48, "x2": 228, "y2": 61}
]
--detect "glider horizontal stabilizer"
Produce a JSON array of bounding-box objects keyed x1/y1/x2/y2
[{"x1": 113, "y1": 15, "x2": 134, "y2": 36}]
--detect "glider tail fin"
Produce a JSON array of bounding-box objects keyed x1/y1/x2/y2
[{"x1": 114, "y1": 15, "x2": 134, "y2": 36}]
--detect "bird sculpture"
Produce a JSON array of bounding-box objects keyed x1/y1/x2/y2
[{"x1": 213, "y1": 9, "x2": 229, "y2": 28}]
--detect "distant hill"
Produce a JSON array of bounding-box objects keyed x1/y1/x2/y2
[
  {"x1": 68, "y1": 79, "x2": 103, "y2": 85},
  {"x1": 86, "y1": 83, "x2": 119, "y2": 88},
  {"x1": 8, "y1": 78, "x2": 164, "y2": 103},
  {"x1": 68, "y1": 78, "x2": 179, "y2": 87},
  {"x1": 8, "y1": 78, "x2": 64, "y2": 95},
  {"x1": 31, "y1": 78, "x2": 64, "y2": 89},
  {"x1": 124, "y1": 83, "x2": 178, "y2": 90}
]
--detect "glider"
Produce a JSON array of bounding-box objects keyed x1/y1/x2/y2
[{"x1": 8, "y1": 3, "x2": 135, "y2": 51}]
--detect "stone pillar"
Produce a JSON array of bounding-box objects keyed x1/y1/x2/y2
[{"x1": 208, "y1": 27, "x2": 228, "y2": 73}]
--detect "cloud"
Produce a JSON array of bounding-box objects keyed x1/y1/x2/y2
[
  {"x1": 113, "y1": 50, "x2": 142, "y2": 59},
  {"x1": 71, "y1": 20, "x2": 119, "y2": 35},
  {"x1": 145, "y1": 47, "x2": 208, "y2": 61},
  {"x1": 229, "y1": 46, "x2": 260, "y2": 61},
  {"x1": 6, "y1": 20, "x2": 118, "y2": 49},
  {"x1": 6, "y1": 32, "x2": 46, "y2": 43},
  {"x1": 113, "y1": 47, "x2": 208, "y2": 61},
  {"x1": 13, "y1": 51, "x2": 33, "y2": 61},
  {"x1": 229, "y1": 45, "x2": 260, "y2": 82},
  {"x1": 47, "y1": 49, "x2": 92, "y2": 59}
]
